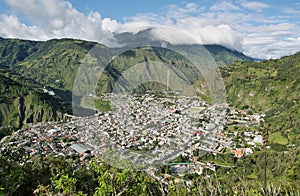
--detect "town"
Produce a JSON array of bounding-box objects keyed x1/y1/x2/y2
[{"x1": 0, "y1": 92, "x2": 266, "y2": 182}]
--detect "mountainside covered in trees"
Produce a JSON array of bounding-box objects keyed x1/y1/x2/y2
[
  {"x1": 0, "y1": 68, "x2": 70, "y2": 136},
  {"x1": 0, "y1": 38, "x2": 101, "y2": 128}
]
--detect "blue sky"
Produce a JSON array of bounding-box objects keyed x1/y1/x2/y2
[
  {"x1": 68, "y1": 0, "x2": 299, "y2": 23},
  {"x1": 69, "y1": 0, "x2": 179, "y2": 21},
  {"x1": 0, "y1": 0, "x2": 300, "y2": 59}
]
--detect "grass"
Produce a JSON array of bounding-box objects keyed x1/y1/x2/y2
[
  {"x1": 80, "y1": 95, "x2": 112, "y2": 112},
  {"x1": 269, "y1": 132, "x2": 288, "y2": 145},
  {"x1": 95, "y1": 98, "x2": 111, "y2": 112}
]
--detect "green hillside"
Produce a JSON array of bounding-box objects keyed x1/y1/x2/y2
[
  {"x1": 0, "y1": 69, "x2": 70, "y2": 133},
  {"x1": 204, "y1": 44, "x2": 255, "y2": 66},
  {"x1": 96, "y1": 46, "x2": 203, "y2": 94},
  {"x1": 222, "y1": 52, "x2": 300, "y2": 146},
  {"x1": 0, "y1": 37, "x2": 251, "y2": 94},
  {"x1": 0, "y1": 37, "x2": 38, "y2": 68},
  {"x1": 14, "y1": 39, "x2": 97, "y2": 91},
  {"x1": 0, "y1": 38, "x2": 99, "y2": 129}
]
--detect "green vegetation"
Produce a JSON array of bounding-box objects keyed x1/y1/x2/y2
[
  {"x1": 0, "y1": 38, "x2": 97, "y2": 91},
  {"x1": 0, "y1": 38, "x2": 103, "y2": 130},
  {"x1": 94, "y1": 99, "x2": 111, "y2": 112},
  {"x1": 200, "y1": 121, "x2": 300, "y2": 191},
  {"x1": 95, "y1": 46, "x2": 203, "y2": 95},
  {"x1": 80, "y1": 96, "x2": 112, "y2": 112},
  {"x1": 200, "y1": 146, "x2": 300, "y2": 193},
  {"x1": 204, "y1": 44, "x2": 255, "y2": 66},
  {"x1": 0, "y1": 69, "x2": 70, "y2": 131},
  {"x1": 163, "y1": 101, "x2": 175, "y2": 107},
  {"x1": 0, "y1": 151, "x2": 160, "y2": 196},
  {"x1": 269, "y1": 132, "x2": 288, "y2": 145},
  {"x1": 222, "y1": 52, "x2": 300, "y2": 146},
  {"x1": 212, "y1": 53, "x2": 300, "y2": 193},
  {"x1": 1, "y1": 148, "x2": 299, "y2": 195}
]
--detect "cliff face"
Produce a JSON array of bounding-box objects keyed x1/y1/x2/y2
[
  {"x1": 0, "y1": 70, "x2": 69, "y2": 129},
  {"x1": 0, "y1": 96, "x2": 64, "y2": 128}
]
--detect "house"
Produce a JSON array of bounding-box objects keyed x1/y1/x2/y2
[
  {"x1": 48, "y1": 91, "x2": 55, "y2": 96},
  {"x1": 192, "y1": 131, "x2": 204, "y2": 136},
  {"x1": 231, "y1": 148, "x2": 243, "y2": 158},
  {"x1": 170, "y1": 165, "x2": 189, "y2": 176},
  {"x1": 243, "y1": 148, "x2": 253, "y2": 155},
  {"x1": 253, "y1": 135, "x2": 263, "y2": 144},
  {"x1": 70, "y1": 143, "x2": 91, "y2": 155}
]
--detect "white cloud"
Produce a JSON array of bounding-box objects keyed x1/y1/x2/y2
[
  {"x1": 210, "y1": 1, "x2": 241, "y2": 12},
  {"x1": 240, "y1": 1, "x2": 269, "y2": 12},
  {"x1": 123, "y1": 1, "x2": 299, "y2": 59},
  {"x1": 243, "y1": 37, "x2": 300, "y2": 59},
  {"x1": 0, "y1": 0, "x2": 299, "y2": 59},
  {"x1": 102, "y1": 18, "x2": 120, "y2": 32},
  {"x1": 0, "y1": 14, "x2": 49, "y2": 40},
  {"x1": 5, "y1": 0, "x2": 73, "y2": 28},
  {"x1": 241, "y1": 22, "x2": 300, "y2": 58},
  {"x1": 283, "y1": 2, "x2": 300, "y2": 16},
  {"x1": 114, "y1": 4, "x2": 243, "y2": 51},
  {"x1": 1, "y1": 0, "x2": 117, "y2": 46},
  {"x1": 149, "y1": 24, "x2": 242, "y2": 50},
  {"x1": 283, "y1": 7, "x2": 300, "y2": 15},
  {"x1": 150, "y1": 26, "x2": 199, "y2": 45}
]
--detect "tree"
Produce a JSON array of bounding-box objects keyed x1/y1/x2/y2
[{"x1": 52, "y1": 174, "x2": 78, "y2": 195}]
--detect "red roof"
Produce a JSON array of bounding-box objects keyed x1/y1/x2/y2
[{"x1": 192, "y1": 131, "x2": 204, "y2": 136}]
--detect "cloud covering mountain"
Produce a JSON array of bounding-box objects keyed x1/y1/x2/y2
[{"x1": 0, "y1": 0, "x2": 300, "y2": 59}]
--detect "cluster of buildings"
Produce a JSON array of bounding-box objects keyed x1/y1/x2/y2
[
  {"x1": 0, "y1": 92, "x2": 265, "y2": 180},
  {"x1": 75, "y1": 93, "x2": 231, "y2": 168},
  {"x1": 0, "y1": 121, "x2": 80, "y2": 158},
  {"x1": 225, "y1": 107, "x2": 266, "y2": 158}
]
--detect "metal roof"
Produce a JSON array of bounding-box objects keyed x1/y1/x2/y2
[{"x1": 70, "y1": 143, "x2": 91, "y2": 154}]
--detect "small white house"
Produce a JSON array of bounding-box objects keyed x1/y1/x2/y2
[{"x1": 253, "y1": 135, "x2": 263, "y2": 144}]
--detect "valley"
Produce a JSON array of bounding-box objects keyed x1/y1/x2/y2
[{"x1": 0, "y1": 37, "x2": 299, "y2": 195}]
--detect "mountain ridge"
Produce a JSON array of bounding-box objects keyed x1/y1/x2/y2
[{"x1": 113, "y1": 29, "x2": 255, "y2": 65}]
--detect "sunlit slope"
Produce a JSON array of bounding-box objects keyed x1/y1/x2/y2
[{"x1": 222, "y1": 52, "x2": 300, "y2": 145}]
